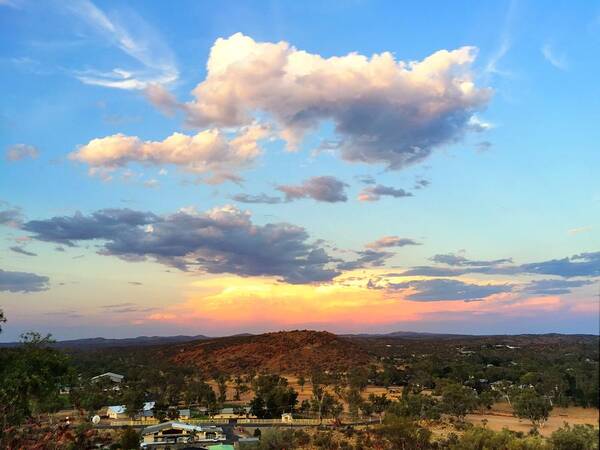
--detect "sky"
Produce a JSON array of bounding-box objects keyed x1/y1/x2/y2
[{"x1": 1, "y1": 0, "x2": 599, "y2": 341}]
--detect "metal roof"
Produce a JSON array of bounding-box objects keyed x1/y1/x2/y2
[{"x1": 141, "y1": 421, "x2": 223, "y2": 436}]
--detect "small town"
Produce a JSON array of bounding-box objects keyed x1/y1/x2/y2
[{"x1": 1, "y1": 329, "x2": 598, "y2": 449}]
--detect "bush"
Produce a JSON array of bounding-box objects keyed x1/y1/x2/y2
[
  {"x1": 376, "y1": 414, "x2": 432, "y2": 449},
  {"x1": 313, "y1": 431, "x2": 338, "y2": 449},
  {"x1": 258, "y1": 428, "x2": 296, "y2": 450},
  {"x1": 448, "y1": 426, "x2": 549, "y2": 450},
  {"x1": 120, "y1": 426, "x2": 140, "y2": 450},
  {"x1": 549, "y1": 423, "x2": 599, "y2": 450}
]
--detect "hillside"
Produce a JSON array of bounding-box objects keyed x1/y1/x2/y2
[{"x1": 170, "y1": 330, "x2": 374, "y2": 375}]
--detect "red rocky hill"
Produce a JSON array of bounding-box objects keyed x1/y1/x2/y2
[{"x1": 170, "y1": 330, "x2": 373, "y2": 375}]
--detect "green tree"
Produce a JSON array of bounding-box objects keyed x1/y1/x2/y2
[
  {"x1": 216, "y1": 374, "x2": 229, "y2": 404},
  {"x1": 250, "y1": 374, "x2": 297, "y2": 418},
  {"x1": 369, "y1": 393, "x2": 391, "y2": 423},
  {"x1": 512, "y1": 389, "x2": 553, "y2": 429},
  {"x1": 297, "y1": 375, "x2": 306, "y2": 392},
  {"x1": 122, "y1": 384, "x2": 146, "y2": 419},
  {"x1": 441, "y1": 383, "x2": 478, "y2": 421},
  {"x1": 0, "y1": 331, "x2": 71, "y2": 440}
]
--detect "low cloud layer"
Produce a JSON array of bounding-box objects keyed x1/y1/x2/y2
[
  {"x1": 22, "y1": 206, "x2": 339, "y2": 284},
  {"x1": 358, "y1": 184, "x2": 413, "y2": 202},
  {"x1": 404, "y1": 251, "x2": 600, "y2": 279},
  {"x1": 387, "y1": 278, "x2": 512, "y2": 302},
  {"x1": 277, "y1": 176, "x2": 349, "y2": 203},
  {"x1": 70, "y1": 124, "x2": 269, "y2": 183},
  {"x1": 523, "y1": 279, "x2": 594, "y2": 296},
  {"x1": 184, "y1": 33, "x2": 491, "y2": 169},
  {"x1": 0, "y1": 268, "x2": 49, "y2": 293}
]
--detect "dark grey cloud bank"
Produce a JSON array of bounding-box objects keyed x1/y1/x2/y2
[
  {"x1": 22, "y1": 207, "x2": 340, "y2": 284},
  {"x1": 0, "y1": 268, "x2": 49, "y2": 293},
  {"x1": 387, "y1": 278, "x2": 512, "y2": 302}
]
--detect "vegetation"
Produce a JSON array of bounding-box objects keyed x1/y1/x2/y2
[
  {"x1": 0, "y1": 331, "x2": 71, "y2": 443},
  {"x1": 513, "y1": 389, "x2": 553, "y2": 429},
  {"x1": 0, "y1": 320, "x2": 598, "y2": 449}
]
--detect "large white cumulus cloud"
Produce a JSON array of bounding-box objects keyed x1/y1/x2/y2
[{"x1": 185, "y1": 33, "x2": 492, "y2": 169}]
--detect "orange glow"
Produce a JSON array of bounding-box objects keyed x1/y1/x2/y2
[{"x1": 139, "y1": 270, "x2": 576, "y2": 329}]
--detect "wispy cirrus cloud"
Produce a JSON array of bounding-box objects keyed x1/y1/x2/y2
[
  {"x1": 541, "y1": 44, "x2": 568, "y2": 70},
  {"x1": 65, "y1": 0, "x2": 178, "y2": 90}
]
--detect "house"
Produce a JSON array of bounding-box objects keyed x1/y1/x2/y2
[
  {"x1": 213, "y1": 406, "x2": 253, "y2": 419},
  {"x1": 386, "y1": 385, "x2": 403, "y2": 395},
  {"x1": 178, "y1": 409, "x2": 191, "y2": 420},
  {"x1": 106, "y1": 401, "x2": 155, "y2": 420},
  {"x1": 107, "y1": 405, "x2": 128, "y2": 420},
  {"x1": 141, "y1": 401, "x2": 156, "y2": 418},
  {"x1": 281, "y1": 413, "x2": 293, "y2": 424},
  {"x1": 140, "y1": 421, "x2": 226, "y2": 449},
  {"x1": 91, "y1": 372, "x2": 124, "y2": 384}
]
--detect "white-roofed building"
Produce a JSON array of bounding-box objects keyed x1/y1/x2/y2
[
  {"x1": 140, "y1": 421, "x2": 226, "y2": 448},
  {"x1": 91, "y1": 372, "x2": 124, "y2": 384}
]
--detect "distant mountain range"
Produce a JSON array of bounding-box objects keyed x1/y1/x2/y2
[
  {"x1": 0, "y1": 330, "x2": 595, "y2": 349},
  {"x1": 0, "y1": 334, "x2": 211, "y2": 349}
]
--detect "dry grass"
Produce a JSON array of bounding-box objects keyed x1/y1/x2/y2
[{"x1": 466, "y1": 402, "x2": 599, "y2": 437}]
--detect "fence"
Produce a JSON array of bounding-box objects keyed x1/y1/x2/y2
[{"x1": 109, "y1": 417, "x2": 336, "y2": 427}]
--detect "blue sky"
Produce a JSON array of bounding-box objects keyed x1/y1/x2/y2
[{"x1": 0, "y1": 0, "x2": 599, "y2": 340}]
